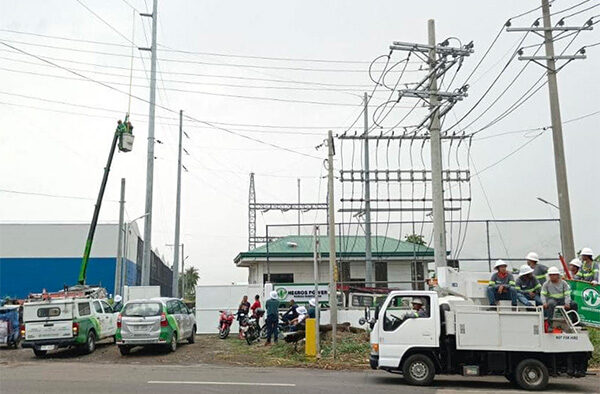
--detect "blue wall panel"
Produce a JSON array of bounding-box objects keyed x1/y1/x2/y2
[{"x1": 0, "y1": 257, "x2": 121, "y2": 299}]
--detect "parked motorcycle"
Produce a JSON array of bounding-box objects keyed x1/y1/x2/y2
[
  {"x1": 218, "y1": 310, "x2": 235, "y2": 339},
  {"x1": 260, "y1": 312, "x2": 290, "y2": 340},
  {"x1": 243, "y1": 308, "x2": 264, "y2": 345}
]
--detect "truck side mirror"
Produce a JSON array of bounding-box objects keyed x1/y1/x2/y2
[
  {"x1": 374, "y1": 305, "x2": 381, "y2": 320},
  {"x1": 365, "y1": 306, "x2": 370, "y2": 320}
]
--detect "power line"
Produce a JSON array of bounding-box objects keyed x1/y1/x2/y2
[{"x1": 75, "y1": 0, "x2": 135, "y2": 44}]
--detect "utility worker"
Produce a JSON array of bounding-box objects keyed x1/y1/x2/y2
[
  {"x1": 526, "y1": 252, "x2": 548, "y2": 285},
  {"x1": 569, "y1": 259, "x2": 582, "y2": 280},
  {"x1": 308, "y1": 298, "x2": 316, "y2": 319},
  {"x1": 578, "y1": 248, "x2": 599, "y2": 285},
  {"x1": 406, "y1": 298, "x2": 427, "y2": 319},
  {"x1": 542, "y1": 266, "x2": 578, "y2": 329},
  {"x1": 515, "y1": 265, "x2": 542, "y2": 306},
  {"x1": 487, "y1": 260, "x2": 517, "y2": 306},
  {"x1": 116, "y1": 119, "x2": 127, "y2": 134},
  {"x1": 264, "y1": 291, "x2": 280, "y2": 346}
]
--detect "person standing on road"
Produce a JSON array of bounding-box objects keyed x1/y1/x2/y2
[
  {"x1": 526, "y1": 252, "x2": 548, "y2": 285},
  {"x1": 542, "y1": 266, "x2": 578, "y2": 329},
  {"x1": 515, "y1": 265, "x2": 542, "y2": 306},
  {"x1": 487, "y1": 260, "x2": 517, "y2": 307},
  {"x1": 578, "y1": 248, "x2": 599, "y2": 285},
  {"x1": 265, "y1": 291, "x2": 280, "y2": 346}
]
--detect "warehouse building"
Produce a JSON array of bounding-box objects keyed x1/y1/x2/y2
[
  {"x1": 234, "y1": 235, "x2": 434, "y2": 289},
  {"x1": 0, "y1": 222, "x2": 173, "y2": 299}
]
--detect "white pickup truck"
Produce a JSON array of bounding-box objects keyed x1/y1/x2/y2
[
  {"x1": 365, "y1": 290, "x2": 593, "y2": 390},
  {"x1": 21, "y1": 297, "x2": 118, "y2": 357}
]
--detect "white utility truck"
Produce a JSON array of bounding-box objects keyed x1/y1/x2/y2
[
  {"x1": 364, "y1": 268, "x2": 593, "y2": 391},
  {"x1": 21, "y1": 287, "x2": 118, "y2": 357}
]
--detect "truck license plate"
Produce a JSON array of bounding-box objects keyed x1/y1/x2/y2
[{"x1": 40, "y1": 345, "x2": 56, "y2": 351}]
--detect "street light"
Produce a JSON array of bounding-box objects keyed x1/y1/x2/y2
[
  {"x1": 121, "y1": 213, "x2": 149, "y2": 295},
  {"x1": 537, "y1": 197, "x2": 559, "y2": 210}
]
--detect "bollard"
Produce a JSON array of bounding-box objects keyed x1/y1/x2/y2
[{"x1": 305, "y1": 318, "x2": 317, "y2": 357}]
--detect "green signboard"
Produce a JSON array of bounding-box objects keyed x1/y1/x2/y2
[{"x1": 568, "y1": 280, "x2": 600, "y2": 328}]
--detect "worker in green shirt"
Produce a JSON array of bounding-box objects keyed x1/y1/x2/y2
[{"x1": 264, "y1": 291, "x2": 280, "y2": 346}]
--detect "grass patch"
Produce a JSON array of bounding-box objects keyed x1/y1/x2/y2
[{"x1": 588, "y1": 327, "x2": 600, "y2": 368}]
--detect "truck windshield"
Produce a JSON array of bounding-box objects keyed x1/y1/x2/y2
[{"x1": 122, "y1": 302, "x2": 162, "y2": 317}]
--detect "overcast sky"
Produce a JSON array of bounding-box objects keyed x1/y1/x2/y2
[{"x1": 1, "y1": 0, "x2": 598, "y2": 284}]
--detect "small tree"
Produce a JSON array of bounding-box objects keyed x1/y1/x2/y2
[
  {"x1": 178, "y1": 266, "x2": 199, "y2": 300},
  {"x1": 405, "y1": 233, "x2": 426, "y2": 246}
]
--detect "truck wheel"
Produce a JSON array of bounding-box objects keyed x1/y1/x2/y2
[
  {"x1": 402, "y1": 354, "x2": 436, "y2": 386},
  {"x1": 83, "y1": 331, "x2": 96, "y2": 354},
  {"x1": 118, "y1": 345, "x2": 130, "y2": 356},
  {"x1": 515, "y1": 358, "x2": 549, "y2": 391},
  {"x1": 33, "y1": 349, "x2": 47, "y2": 358}
]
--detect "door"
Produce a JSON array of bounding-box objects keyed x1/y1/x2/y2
[
  {"x1": 92, "y1": 301, "x2": 111, "y2": 339},
  {"x1": 178, "y1": 301, "x2": 192, "y2": 336},
  {"x1": 378, "y1": 294, "x2": 437, "y2": 368},
  {"x1": 375, "y1": 261, "x2": 388, "y2": 288},
  {"x1": 166, "y1": 300, "x2": 185, "y2": 340},
  {"x1": 100, "y1": 300, "x2": 117, "y2": 337}
]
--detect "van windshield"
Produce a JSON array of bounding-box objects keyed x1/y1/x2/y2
[{"x1": 122, "y1": 302, "x2": 162, "y2": 317}]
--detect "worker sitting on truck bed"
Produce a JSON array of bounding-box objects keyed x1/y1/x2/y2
[
  {"x1": 515, "y1": 265, "x2": 542, "y2": 306},
  {"x1": 569, "y1": 259, "x2": 582, "y2": 279},
  {"x1": 526, "y1": 252, "x2": 548, "y2": 285},
  {"x1": 577, "y1": 247, "x2": 599, "y2": 285},
  {"x1": 487, "y1": 260, "x2": 517, "y2": 307},
  {"x1": 542, "y1": 266, "x2": 578, "y2": 329}
]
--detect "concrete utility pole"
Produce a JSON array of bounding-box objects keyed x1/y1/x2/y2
[
  {"x1": 428, "y1": 19, "x2": 448, "y2": 269},
  {"x1": 363, "y1": 92, "x2": 374, "y2": 285},
  {"x1": 327, "y1": 130, "x2": 338, "y2": 358},
  {"x1": 172, "y1": 110, "x2": 183, "y2": 298},
  {"x1": 181, "y1": 244, "x2": 185, "y2": 297},
  {"x1": 141, "y1": 0, "x2": 158, "y2": 285},
  {"x1": 312, "y1": 224, "x2": 321, "y2": 358},
  {"x1": 114, "y1": 178, "x2": 125, "y2": 296},
  {"x1": 297, "y1": 179, "x2": 301, "y2": 235},
  {"x1": 540, "y1": 0, "x2": 575, "y2": 261}
]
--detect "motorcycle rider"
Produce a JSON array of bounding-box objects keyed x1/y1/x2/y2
[{"x1": 237, "y1": 295, "x2": 250, "y2": 339}]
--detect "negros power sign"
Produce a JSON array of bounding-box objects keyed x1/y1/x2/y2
[
  {"x1": 568, "y1": 280, "x2": 600, "y2": 328},
  {"x1": 273, "y1": 283, "x2": 329, "y2": 304}
]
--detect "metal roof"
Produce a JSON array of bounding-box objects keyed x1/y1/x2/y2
[{"x1": 234, "y1": 235, "x2": 434, "y2": 264}]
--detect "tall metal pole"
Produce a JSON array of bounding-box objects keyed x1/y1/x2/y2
[
  {"x1": 114, "y1": 178, "x2": 125, "y2": 296},
  {"x1": 428, "y1": 19, "x2": 448, "y2": 269},
  {"x1": 141, "y1": 0, "x2": 158, "y2": 285},
  {"x1": 266, "y1": 226, "x2": 271, "y2": 283},
  {"x1": 313, "y1": 224, "x2": 321, "y2": 358},
  {"x1": 172, "y1": 110, "x2": 183, "y2": 298},
  {"x1": 327, "y1": 130, "x2": 338, "y2": 358},
  {"x1": 541, "y1": 0, "x2": 575, "y2": 261},
  {"x1": 363, "y1": 92, "x2": 374, "y2": 286},
  {"x1": 180, "y1": 244, "x2": 185, "y2": 298},
  {"x1": 297, "y1": 179, "x2": 301, "y2": 235}
]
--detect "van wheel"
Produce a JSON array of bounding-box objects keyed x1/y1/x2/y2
[
  {"x1": 84, "y1": 331, "x2": 96, "y2": 354},
  {"x1": 167, "y1": 332, "x2": 177, "y2": 353},
  {"x1": 118, "y1": 345, "x2": 130, "y2": 356},
  {"x1": 188, "y1": 326, "x2": 196, "y2": 344},
  {"x1": 402, "y1": 354, "x2": 436, "y2": 386},
  {"x1": 515, "y1": 358, "x2": 548, "y2": 391},
  {"x1": 33, "y1": 349, "x2": 47, "y2": 358}
]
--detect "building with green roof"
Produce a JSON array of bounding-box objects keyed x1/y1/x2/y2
[{"x1": 234, "y1": 235, "x2": 434, "y2": 289}]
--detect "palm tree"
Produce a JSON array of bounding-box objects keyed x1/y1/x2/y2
[{"x1": 179, "y1": 266, "x2": 199, "y2": 300}]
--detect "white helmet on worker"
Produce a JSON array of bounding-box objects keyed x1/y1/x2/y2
[
  {"x1": 308, "y1": 298, "x2": 316, "y2": 307},
  {"x1": 411, "y1": 297, "x2": 424, "y2": 305},
  {"x1": 569, "y1": 259, "x2": 582, "y2": 268},
  {"x1": 114, "y1": 295, "x2": 122, "y2": 303},
  {"x1": 519, "y1": 265, "x2": 534, "y2": 277},
  {"x1": 297, "y1": 306, "x2": 308, "y2": 315},
  {"x1": 581, "y1": 247, "x2": 594, "y2": 257},
  {"x1": 547, "y1": 266, "x2": 560, "y2": 275},
  {"x1": 526, "y1": 252, "x2": 539, "y2": 262},
  {"x1": 494, "y1": 259, "x2": 508, "y2": 269},
  {"x1": 270, "y1": 290, "x2": 278, "y2": 300}
]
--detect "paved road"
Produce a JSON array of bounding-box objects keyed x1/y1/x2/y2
[{"x1": 0, "y1": 362, "x2": 597, "y2": 394}]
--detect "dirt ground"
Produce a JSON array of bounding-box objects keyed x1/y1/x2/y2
[{"x1": 0, "y1": 332, "x2": 371, "y2": 370}]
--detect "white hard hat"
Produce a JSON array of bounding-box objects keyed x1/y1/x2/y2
[
  {"x1": 308, "y1": 298, "x2": 316, "y2": 307},
  {"x1": 547, "y1": 266, "x2": 560, "y2": 275},
  {"x1": 569, "y1": 258, "x2": 582, "y2": 268},
  {"x1": 297, "y1": 306, "x2": 307, "y2": 315},
  {"x1": 411, "y1": 297, "x2": 424, "y2": 305},
  {"x1": 519, "y1": 265, "x2": 534, "y2": 277},
  {"x1": 526, "y1": 252, "x2": 539, "y2": 262},
  {"x1": 581, "y1": 247, "x2": 594, "y2": 257},
  {"x1": 494, "y1": 259, "x2": 508, "y2": 269},
  {"x1": 270, "y1": 291, "x2": 278, "y2": 300},
  {"x1": 114, "y1": 295, "x2": 122, "y2": 303}
]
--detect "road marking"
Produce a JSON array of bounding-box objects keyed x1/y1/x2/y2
[{"x1": 148, "y1": 381, "x2": 296, "y2": 387}]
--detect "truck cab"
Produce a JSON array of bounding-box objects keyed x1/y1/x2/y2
[
  {"x1": 368, "y1": 290, "x2": 593, "y2": 391},
  {"x1": 21, "y1": 297, "x2": 118, "y2": 357}
]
